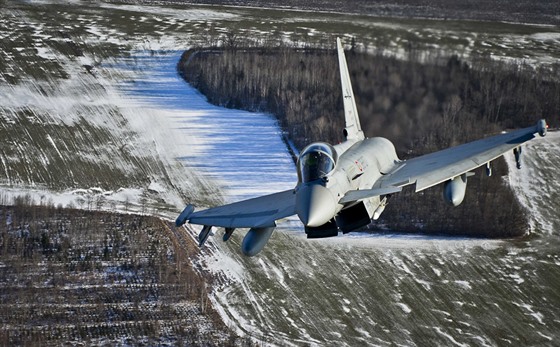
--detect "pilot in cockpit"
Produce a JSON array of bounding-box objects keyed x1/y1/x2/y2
[{"x1": 298, "y1": 143, "x2": 338, "y2": 183}]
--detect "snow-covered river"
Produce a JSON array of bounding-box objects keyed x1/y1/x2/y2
[{"x1": 118, "y1": 51, "x2": 297, "y2": 203}]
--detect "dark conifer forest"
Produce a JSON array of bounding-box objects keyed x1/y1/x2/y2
[{"x1": 178, "y1": 44, "x2": 559, "y2": 237}]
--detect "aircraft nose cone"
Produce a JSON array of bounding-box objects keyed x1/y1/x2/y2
[{"x1": 296, "y1": 184, "x2": 337, "y2": 227}]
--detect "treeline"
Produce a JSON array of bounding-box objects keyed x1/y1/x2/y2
[{"x1": 178, "y1": 45, "x2": 559, "y2": 237}]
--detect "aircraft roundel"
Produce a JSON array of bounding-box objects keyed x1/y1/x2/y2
[{"x1": 355, "y1": 160, "x2": 363, "y2": 172}]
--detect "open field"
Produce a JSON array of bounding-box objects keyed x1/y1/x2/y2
[
  {"x1": 0, "y1": 1, "x2": 559, "y2": 346},
  {"x1": 179, "y1": 0, "x2": 560, "y2": 26},
  {"x1": 197, "y1": 132, "x2": 560, "y2": 346}
]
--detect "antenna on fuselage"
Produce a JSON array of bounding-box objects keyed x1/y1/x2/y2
[{"x1": 337, "y1": 37, "x2": 365, "y2": 142}]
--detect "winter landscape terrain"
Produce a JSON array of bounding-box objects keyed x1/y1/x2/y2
[{"x1": 1, "y1": 0, "x2": 559, "y2": 345}]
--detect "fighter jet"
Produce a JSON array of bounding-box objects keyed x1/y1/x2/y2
[{"x1": 176, "y1": 38, "x2": 547, "y2": 256}]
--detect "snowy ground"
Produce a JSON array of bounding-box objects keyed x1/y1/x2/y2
[
  {"x1": 1, "y1": 1, "x2": 559, "y2": 346},
  {"x1": 505, "y1": 130, "x2": 560, "y2": 234}
]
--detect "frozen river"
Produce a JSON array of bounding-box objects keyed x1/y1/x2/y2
[{"x1": 118, "y1": 51, "x2": 297, "y2": 203}]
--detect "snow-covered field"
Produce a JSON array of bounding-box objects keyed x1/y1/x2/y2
[
  {"x1": 506, "y1": 131, "x2": 560, "y2": 235},
  {"x1": 204, "y1": 130, "x2": 560, "y2": 345},
  {"x1": 1, "y1": 1, "x2": 559, "y2": 346}
]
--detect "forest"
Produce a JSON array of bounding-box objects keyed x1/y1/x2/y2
[
  {"x1": 0, "y1": 199, "x2": 242, "y2": 345},
  {"x1": 178, "y1": 42, "x2": 559, "y2": 237}
]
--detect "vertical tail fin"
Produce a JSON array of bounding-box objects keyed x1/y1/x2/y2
[
  {"x1": 337, "y1": 38, "x2": 365, "y2": 141},
  {"x1": 336, "y1": 37, "x2": 365, "y2": 140}
]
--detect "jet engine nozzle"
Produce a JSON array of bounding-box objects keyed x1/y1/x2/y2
[{"x1": 296, "y1": 184, "x2": 337, "y2": 227}]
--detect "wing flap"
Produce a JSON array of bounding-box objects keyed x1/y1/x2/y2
[
  {"x1": 376, "y1": 122, "x2": 541, "y2": 192},
  {"x1": 187, "y1": 189, "x2": 296, "y2": 228}
]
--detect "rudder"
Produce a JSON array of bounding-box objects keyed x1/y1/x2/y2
[{"x1": 337, "y1": 37, "x2": 365, "y2": 141}]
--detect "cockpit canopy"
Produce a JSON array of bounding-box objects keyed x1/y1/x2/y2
[{"x1": 297, "y1": 142, "x2": 338, "y2": 183}]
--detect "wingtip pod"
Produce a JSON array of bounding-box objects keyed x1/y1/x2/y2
[
  {"x1": 537, "y1": 119, "x2": 547, "y2": 137},
  {"x1": 175, "y1": 205, "x2": 195, "y2": 227}
]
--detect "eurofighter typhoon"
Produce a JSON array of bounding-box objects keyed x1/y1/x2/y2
[{"x1": 176, "y1": 38, "x2": 547, "y2": 256}]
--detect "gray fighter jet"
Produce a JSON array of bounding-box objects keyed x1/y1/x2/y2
[{"x1": 176, "y1": 38, "x2": 547, "y2": 256}]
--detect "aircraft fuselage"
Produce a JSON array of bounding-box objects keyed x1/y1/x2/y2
[{"x1": 295, "y1": 137, "x2": 399, "y2": 231}]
